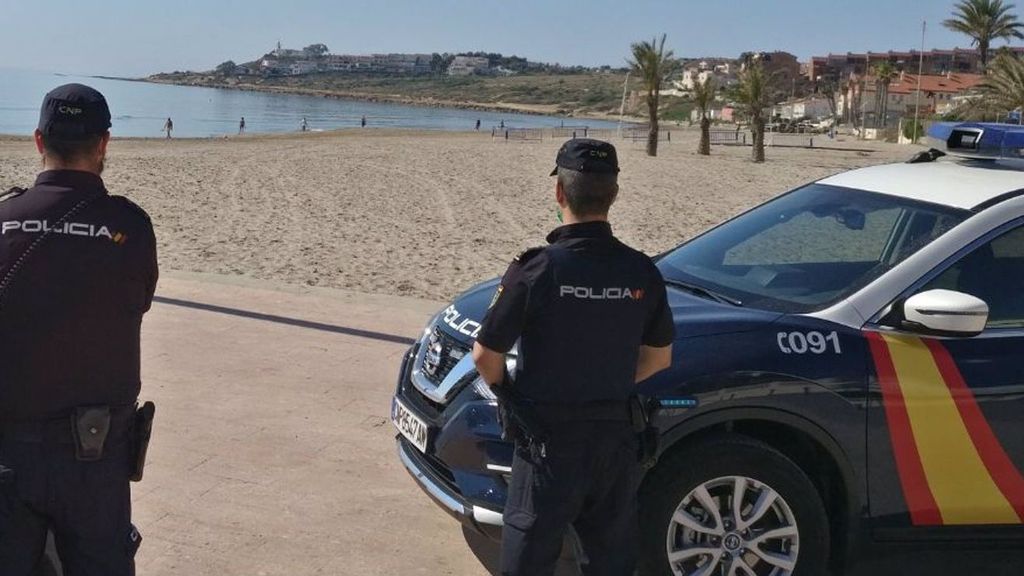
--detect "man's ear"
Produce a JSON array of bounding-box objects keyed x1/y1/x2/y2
[
  {"x1": 97, "y1": 131, "x2": 110, "y2": 159},
  {"x1": 34, "y1": 130, "x2": 45, "y2": 156},
  {"x1": 555, "y1": 178, "x2": 567, "y2": 208}
]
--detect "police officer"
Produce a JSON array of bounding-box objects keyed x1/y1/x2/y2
[
  {"x1": 0, "y1": 84, "x2": 158, "y2": 575},
  {"x1": 473, "y1": 139, "x2": 675, "y2": 575}
]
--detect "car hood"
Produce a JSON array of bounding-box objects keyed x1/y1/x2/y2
[{"x1": 437, "y1": 278, "x2": 783, "y2": 345}]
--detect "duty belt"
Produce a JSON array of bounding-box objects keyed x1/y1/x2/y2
[{"x1": 0, "y1": 405, "x2": 135, "y2": 443}]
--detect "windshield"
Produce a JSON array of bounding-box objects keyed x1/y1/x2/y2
[{"x1": 658, "y1": 184, "x2": 968, "y2": 313}]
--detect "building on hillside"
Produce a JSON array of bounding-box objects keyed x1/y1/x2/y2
[
  {"x1": 809, "y1": 47, "x2": 1024, "y2": 82},
  {"x1": 775, "y1": 96, "x2": 833, "y2": 120},
  {"x1": 448, "y1": 56, "x2": 490, "y2": 76},
  {"x1": 837, "y1": 71, "x2": 983, "y2": 123},
  {"x1": 741, "y1": 51, "x2": 801, "y2": 90},
  {"x1": 289, "y1": 61, "x2": 318, "y2": 75},
  {"x1": 676, "y1": 60, "x2": 738, "y2": 91},
  {"x1": 272, "y1": 42, "x2": 305, "y2": 60}
]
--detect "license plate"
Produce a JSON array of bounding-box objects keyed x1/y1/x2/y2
[{"x1": 392, "y1": 397, "x2": 429, "y2": 453}]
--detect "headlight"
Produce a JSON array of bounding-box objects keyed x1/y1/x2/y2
[{"x1": 471, "y1": 354, "x2": 518, "y2": 402}]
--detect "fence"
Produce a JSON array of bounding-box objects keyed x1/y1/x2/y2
[
  {"x1": 708, "y1": 131, "x2": 818, "y2": 148},
  {"x1": 551, "y1": 126, "x2": 591, "y2": 139},
  {"x1": 622, "y1": 127, "x2": 672, "y2": 142},
  {"x1": 710, "y1": 130, "x2": 747, "y2": 145},
  {"x1": 491, "y1": 127, "x2": 544, "y2": 142}
]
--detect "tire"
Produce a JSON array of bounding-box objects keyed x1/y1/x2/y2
[{"x1": 638, "y1": 434, "x2": 829, "y2": 576}]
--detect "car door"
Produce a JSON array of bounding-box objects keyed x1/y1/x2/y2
[{"x1": 866, "y1": 220, "x2": 1024, "y2": 539}]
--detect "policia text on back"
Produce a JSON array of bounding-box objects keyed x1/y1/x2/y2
[{"x1": 472, "y1": 139, "x2": 675, "y2": 576}]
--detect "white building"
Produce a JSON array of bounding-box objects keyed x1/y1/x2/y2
[
  {"x1": 289, "y1": 61, "x2": 318, "y2": 75},
  {"x1": 448, "y1": 56, "x2": 490, "y2": 76},
  {"x1": 776, "y1": 96, "x2": 833, "y2": 120}
]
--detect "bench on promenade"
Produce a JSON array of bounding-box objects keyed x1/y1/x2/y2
[{"x1": 492, "y1": 127, "x2": 544, "y2": 142}]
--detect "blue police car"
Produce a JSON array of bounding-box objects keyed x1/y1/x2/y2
[{"x1": 392, "y1": 122, "x2": 1024, "y2": 575}]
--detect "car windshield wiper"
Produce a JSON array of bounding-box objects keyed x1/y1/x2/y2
[{"x1": 664, "y1": 278, "x2": 743, "y2": 307}]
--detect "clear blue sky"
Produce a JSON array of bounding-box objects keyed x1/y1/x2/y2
[{"x1": 0, "y1": 0, "x2": 1014, "y2": 77}]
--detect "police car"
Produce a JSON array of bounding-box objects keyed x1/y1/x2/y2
[{"x1": 392, "y1": 122, "x2": 1024, "y2": 575}]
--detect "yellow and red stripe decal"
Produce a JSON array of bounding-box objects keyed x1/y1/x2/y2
[{"x1": 867, "y1": 332, "x2": 1024, "y2": 525}]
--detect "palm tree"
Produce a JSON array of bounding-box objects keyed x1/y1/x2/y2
[
  {"x1": 944, "y1": 0, "x2": 1024, "y2": 72},
  {"x1": 628, "y1": 34, "x2": 678, "y2": 156},
  {"x1": 693, "y1": 76, "x2": 716, "y2": 155},
  {"x1": 873, "y1": 61, "x2": 898, "y2": 127},
  {"x1": 733, "y1": 61, "x2": 776, "y2": 162},
  {"x1": 976, "y1": 53, "x2": 1024, "y2": 122}
]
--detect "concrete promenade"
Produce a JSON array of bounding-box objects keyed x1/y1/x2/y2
[{"x1": 132, "y1": 271, "x2": 490, "y2": 575}]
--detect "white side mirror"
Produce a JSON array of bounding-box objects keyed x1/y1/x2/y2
[{"x1": 902, "y1": 289, "x2": 989, "y2": 337}]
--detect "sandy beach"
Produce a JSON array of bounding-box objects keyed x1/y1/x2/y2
[{"x1": 0, "y1": 130, "x2": 913, "y2": 300}]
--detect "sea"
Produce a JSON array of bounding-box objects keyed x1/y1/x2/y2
[{"x1": 0, "y1": 68, "x2": 621, "y2": 138}]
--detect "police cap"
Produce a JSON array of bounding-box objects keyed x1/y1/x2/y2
[
  {"x1": 37, "y1": 83, "x2": 112, "y2": 140},
  {"x1": 549, "y1": 138, "x2": 619, "y2": 176}
]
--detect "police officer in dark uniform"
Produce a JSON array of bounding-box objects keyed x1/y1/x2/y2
[
  {"x1": 0, "y1": 84, "x2": 158, "y2": 576},
  {"x1": 472, "y1": 139, "x2": 675, "y2": 576}
]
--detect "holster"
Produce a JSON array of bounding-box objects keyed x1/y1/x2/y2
[
  {"x1": 71, "y1": 406, "x2": 111, "y2": 462},
  {"x1": 630, "y1": 396, "x2": 660, "y2": 469},
  {"x1": 130, "y1": 402, "x2": 156, "y2": 482}
]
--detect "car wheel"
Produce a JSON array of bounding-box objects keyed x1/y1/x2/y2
[{"x1": 639, "y1": 434, "x2": 829, "y2": 576}]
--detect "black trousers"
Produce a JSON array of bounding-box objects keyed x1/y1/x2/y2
[
  {"x1": 501, "y1": 421, "x2": 640, "y2": 576},
  {"x1": 0, "y1": 418, "x2": 139, "y2": 576}
]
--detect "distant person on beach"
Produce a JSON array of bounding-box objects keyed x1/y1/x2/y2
[
  {"x1": 301, "y1": 117, "x2": 308, "y2": 132},
  {"x1": 361, "y1": 115, "x2": 366, "y2": 128},
  {"x1": 0, "y1": 83, "x2": 158, "y2": 576},
  {"x1": 475, "y1": 118, "x2": 481, "y2": 131},
  {"x1": 500, "y1": 119, "x2": 505, "y2": 129},
  {"x1": 163, "y1": 117, "x2": 173, "y2": 139},
  {"x1": 239, "y1": 116, "x2": 246, "y2": 134}
]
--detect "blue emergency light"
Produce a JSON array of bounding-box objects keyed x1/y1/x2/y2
[{"x1": 928, "y1": 122, "x2": 1024, "y2": 160}]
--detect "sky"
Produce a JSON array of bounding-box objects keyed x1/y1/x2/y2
[{"x1": 0, "y1": 0, "x2": 1014, "y2": 77}]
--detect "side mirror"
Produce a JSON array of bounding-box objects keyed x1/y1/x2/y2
[{"x1": 901, "y1": 289, "x2": 989, "y2": 337}]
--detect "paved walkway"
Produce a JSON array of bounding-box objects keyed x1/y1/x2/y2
[{"x1": 133, "y1": 272, "x2": 490, "y2": 575}]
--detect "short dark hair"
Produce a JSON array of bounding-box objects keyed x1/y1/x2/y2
[
  {"x1": 40, "y1": 134, "x2": 104, "y2": 164},
  {"x1": 557, "y1": 168, "x2": 618, "y2": 217}
]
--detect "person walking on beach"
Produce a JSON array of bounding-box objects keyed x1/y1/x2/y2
[
  {"x1": 239, "y1": 116, "x2": 246, "y2": 135},
  {"x1": 360, "y1": 115, "x2": 366, "y2": 128},
  {"x1": 473, "y1": 139, "x2": 674, "y2": 575},
  {"x1": 0, "y1": 83, "x2": 159, "y2": 576},
  {"x1": 500, "y1": 119, "x2": 505, "y2": 129},
  {"x1": 163, "y1": 117, "x2": 173, "y2": 139},
  {"x1": 301, "y1": 117, "x2": 308, "y2": 132},
  {"x1": 475, "y1": 118, "x2": 481, "y2": 131}
]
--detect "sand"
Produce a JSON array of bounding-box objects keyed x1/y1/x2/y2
[{"x1": 0, "y1": 129, "x2": 913, "y2": 300}]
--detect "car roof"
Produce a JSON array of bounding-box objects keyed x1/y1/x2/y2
[{"x1": 817, "y1": 158, "x2": 1024, "y2": 211}]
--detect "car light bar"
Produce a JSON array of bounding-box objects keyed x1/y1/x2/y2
[{"x1": 928, "y1": 122, "x2": 1024, "y2": 160}]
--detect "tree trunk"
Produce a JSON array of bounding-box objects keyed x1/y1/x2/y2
[
  {"x1": 980, "y1": 40, "x2": 989, "y2": 73},
  {"x1": 698, "y1": 116, "x2": 711, "y2": 155},
  {"x1": 647, "y1": 93, "x2": 659, "y2": 157},
  {"x1": 752, "y1": 116, "x2": 765, "y2": 162}
]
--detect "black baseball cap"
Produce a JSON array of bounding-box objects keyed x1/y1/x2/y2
[
  {"x1": 550, "y1": 138, "x2": 619, "y2": 176},
  {"x1": 37, "y1": 84, "x2": 111, "y2": 140}
]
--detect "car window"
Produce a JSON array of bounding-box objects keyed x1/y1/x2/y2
[
  {"x1": 920, "y1": 225, "x2": 1024, "y2": 329},
  {"x1": 725, "y1": 207, "x2": 902, "y2": 265},
  {"x1": 658, "y1": 184, "x2": 968, "y2": 313}
]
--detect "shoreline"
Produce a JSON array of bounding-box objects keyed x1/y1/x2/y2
[{"x1": 142, "y1": 75, "x2": 644, "y2": 124}]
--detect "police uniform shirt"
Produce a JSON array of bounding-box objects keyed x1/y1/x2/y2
[
  {"x1": 477, "y1": 221, "x2": 674, "y2": 405},
  {"x1": 0, "y1": 170, "x2": 158, "y2": 420}
]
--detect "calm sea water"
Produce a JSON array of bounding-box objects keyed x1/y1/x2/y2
[{"x1": 0, "y1": 68, "x2": 620, "y2": 138}]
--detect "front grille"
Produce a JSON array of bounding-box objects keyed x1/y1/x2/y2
[{"x1": 421, "y1": 327, "x2": 470, "y2": 385}]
